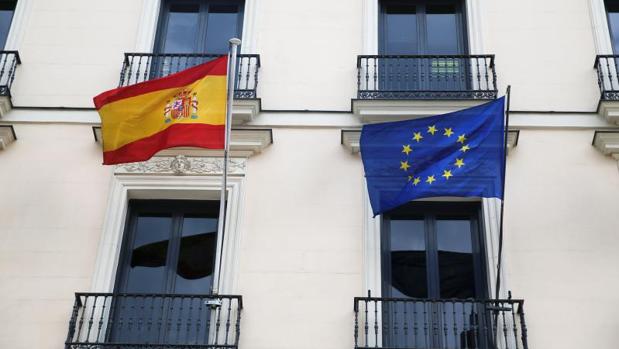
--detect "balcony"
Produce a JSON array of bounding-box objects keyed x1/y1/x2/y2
[
  {"x1": 119, "y1": 53, "x2": 261, "y2": 123},
  {"x1": 353, "y1": 55, "x2": 497, "y2": 123},
  {"x1": 0, "y1": 50, "x2": 21, "y2": 117},
  {"x1": 353, "y1": 296, "x2": 528, "y2": 349},
  {"x1": 594, "y1": 55, "x2": 619, "y2": 125},
  {"x1": 65, "y1": 293, "x2": 243, "y2": 349}
]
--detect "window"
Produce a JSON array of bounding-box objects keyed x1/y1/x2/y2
[
  {"x1": 111, "y1": 200, "x2": 220, "y2": 344},
  {"x1": 0, "y1": 1, "x2": 16, "y2": 49},
  {"x1": 380, "y1": 0, "x2": 467, "y2": 55},
  {"x1": 155, "y1": 0, "x2": 245, "y2": 54},
  {"x1": 606, "y1": 0, "x2": 619, "y2": 53},
  {"x1": 381, "y1": 202, "x2": 489, "y2": 348},
  {"x1": 378, "y1": 0, "x2": 469, "y2": 93},
  {"x1": 382, "y1": 202, "x2": 487, "y2": 299}
]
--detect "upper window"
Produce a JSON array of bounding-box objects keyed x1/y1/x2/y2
[
  {"x1": 380, "y1": 0, "x2": 467, "y2": 55},
  {"x1": 155, "y1": 0, "x2": 244, "y2": 54},
  {"x1": 0, "y1": 1, "x2": 16, "y2": 49}
]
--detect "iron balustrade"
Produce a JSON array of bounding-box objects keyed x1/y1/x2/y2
[
  {"x1": 594, "y1": 55, "x2": 619, "y2": 100},
  {"x1": 353, "y1": 296, "x2": 528, "y2": 349},
  {"x1": 0, "y1": 50, "x2": 20, "y2": 97},
  {"x1": 65, "y1": 293, "x2": 243, "y2": 349},
  {"x1": 119, "y1": 53, "x2": 261, "y2": 99},
  {"x1": 357, "y1": 55, "x2": 497, "y2": 100}
]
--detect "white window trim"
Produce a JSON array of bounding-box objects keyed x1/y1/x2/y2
[
  {"x1": 361, "y1": 0, "x2": 485, "y2": 55},
  {"x1": 134, "y1": 0, "x2": 258, "y2": 53},
  {"x1": 361, "y1": 183, "x2": 508, "y2": 299},
  {"x1": 4, "y1": 0, "x2": 32, "y2": 50},
  {"x1": 589, "y1": 0, "x2": 614, "y2": 54},
  {"x1": 90, "y1": 169, "x2": 246, "y2": 295}
]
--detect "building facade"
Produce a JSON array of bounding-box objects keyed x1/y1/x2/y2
[{"x1": 0, "y1": 0, "x2": 619, "y2": 348}]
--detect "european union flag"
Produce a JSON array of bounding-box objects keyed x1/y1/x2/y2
[{"x1": 361, "y1": 97, "x2": 506, "y2": 216}]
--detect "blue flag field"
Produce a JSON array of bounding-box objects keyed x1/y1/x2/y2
[{"x1": 360, "y1": 97, "x2": 506, "y2": 216}]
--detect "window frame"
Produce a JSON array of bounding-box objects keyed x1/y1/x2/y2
[
  {"x1": 380, "y1": 201, "x2": 490, "y2": 300},
  {"x1": 378, "y1": 0, "x2": 469, "y2": 55},
  {"x1": 154, "y1": 0, "x2": 245, "y2": 54},
  {"x1": 114, "y1": 199, "x2": 221, "y2": 295}
]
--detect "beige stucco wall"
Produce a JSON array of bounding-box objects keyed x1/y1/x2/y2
[
  {"x1": 0, "y1": 124, "x2": 111, "y2": 348},
  {"x1": 504, "y1": 129, "x2": 619, "y2": 348}
]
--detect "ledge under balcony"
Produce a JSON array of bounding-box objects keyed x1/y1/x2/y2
[
  {"x1": 65, "y1": 293, "x2": 243, "y2": 349},
  {"x1": 352, "y1": 55, "x2": 498, "y2": 123},
  {"x1": 0, "y1": 51, "x2": 20, "y2": 117},
  {"x1": 595, "y1": 55, "x2": 619, "y2": 125},
  {"x1": 120, "y1": 53, "x2": 261, "y2": 124},
  {"x1": 353, "y1": 296, "x2": 528, "y2": 349}
]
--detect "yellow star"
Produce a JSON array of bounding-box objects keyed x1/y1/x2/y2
[
  {"x1": 457, "y1": 134, "x2": 467, "y2": 144},
  {"x1": 427, "y1": 125, "x2": 437, "y2": 135},
  {"x1": 407, "y1": 175, "x2": 413, "y2": 182},
  {"x1": 460, "y1": 144, "x2": 470, "y2": 153},
  {"x1": 443, "y1": 128, "x2": 454, "y2": 137},
  {"x1": 426, "y1": 175, "x2": 436, "y2": 184},
  {"x1": 402, "y1": 144, "x2": 412, "y2": 155},
  {"x1": 400, "y1": 160, "x2": 410, "y2": 171},
  {"x1": 442, "y1": 170, "x2": 453, "y2": 180},
  {"x1": 412, "y1": 177, "x2": 421, "y2": 186},
  {"x1": 454, "y1": 158, "x2": 465, "y2": 168},
  {"x1": 412, "y1": 132, "x2": 423, "y2": 142}
]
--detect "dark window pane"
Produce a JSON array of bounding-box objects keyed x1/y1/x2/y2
[
  {"x1": 204, "y1": 5, "x2": 240, "y2": 53},
  {"x1": 608, "y1": 0, "x2": 619, "y2": 54},
  {"x1": 384, "y1": 5, "x2": 418, "y2": 54},
  {"x1": 0, "y1": 1, "x2": 16, "y2": 49},
  {"x1": 436, "y1": 218, "x2": 475, "y2": 298},
  {"x1": 389, "y1": 219, "x2": 427, "y2": 298},
  {"x1": 126, "y1": 215, "x2": 172, "y2": 293},
  {"x1": 426, "y1": 4, "x2": 459, "y2": 54},
  {"x1": 162, "y1": 4, "x2": 200, "y2": 53},
  {"x1": 173, "y1": 216, "x2": 218, "y2": 294}
]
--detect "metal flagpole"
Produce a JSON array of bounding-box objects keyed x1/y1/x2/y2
[
  {"x1": 494, "y1": 85, "x2": 511, "y2": 300},
  {"x1": 211, "y1": 37, "x2": 241, "y2": 295}
]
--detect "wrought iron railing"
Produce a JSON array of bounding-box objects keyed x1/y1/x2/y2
[
  {"x1": 0, "y1": 50, "x2": 20, "y2": 97},
  {"x1": 357, "y1": 55, "x2": 497, "y2": 100},
  {"x1": 594, "y1": 55, "x2": 619, "y2": 100},
  {"x1": 354, "y1": 296, "x2": 528, "y2": 349},
  {"x1": 120, "y1": 53, "x2": 260, "y2": 99},
  {"x1": 65, "y1": 293, "x2": 243, "y2": 349}
]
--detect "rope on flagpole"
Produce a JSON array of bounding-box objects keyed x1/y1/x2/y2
[
  {"x1": 212, "y1": 38, "x2": 241, "y2": 295},
  {"x1": 495, "y1": 85, "x2": 511, "y2": 300}
]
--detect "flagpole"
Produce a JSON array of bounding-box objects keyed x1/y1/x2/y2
[
  {"x1": 212, "y1": 37, "x2": 241, "y2": 295},
  {"x1": 494, "y1": 85, "x2": 511, "y2": 300}
]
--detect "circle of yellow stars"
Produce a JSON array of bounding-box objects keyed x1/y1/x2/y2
[{"x1": 400, "y1": 124, "x2": 471, "y2": 187}]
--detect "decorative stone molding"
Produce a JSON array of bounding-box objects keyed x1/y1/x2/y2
[
  {"x1": 352, "y1": 99, "x2": 493, "y2": 124},
  {"x1": 593, "y1": 131, "x2": 619, "y2": 162},
  {"x1": 597, "y1": 101, "x2": 619, "y2": 125},
  {"x1": 93, "y1": 126, "x2": 272, "y2": 158},
  {"x1": 342, "y1": 129, "x2": 519, "y2": 154},
  {"x1": 114, "y1": 155, "x2": 247, "y2": 176},
  {"x1": 0, "y1": 124, "x2": 16, "y2": 149}
]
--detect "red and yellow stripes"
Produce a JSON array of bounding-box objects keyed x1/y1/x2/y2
[{"x1": 94, "y1": 56, "x2": 228, "y2": 165}]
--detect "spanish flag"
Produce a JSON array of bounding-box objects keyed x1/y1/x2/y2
[{"x1": 94, "y1": 56, "x2": 228, "y2": 165}]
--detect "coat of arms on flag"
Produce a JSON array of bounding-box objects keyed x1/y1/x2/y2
[{"x1": 164, "y1": 90, "x2": 199, "y2": 123}]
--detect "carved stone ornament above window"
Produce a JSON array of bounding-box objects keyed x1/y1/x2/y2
[{"x1": 114, "y1": 155, "x2": 247, "y2": 176}]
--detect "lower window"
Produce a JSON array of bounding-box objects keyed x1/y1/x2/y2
[{"x1": 381, "y1": 202, "x2": 490, "y2": 348}]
